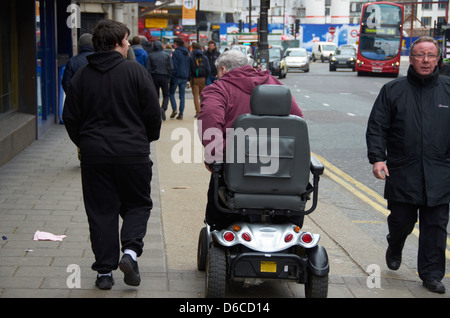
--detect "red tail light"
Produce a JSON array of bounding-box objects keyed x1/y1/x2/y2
[
  {"x1": 301, "y1": 233, "x2": 312, "y2": 243},
  {"x1": 284, "y1": 233, "x2": 294, "y2": 242},
  {"x1": 242, "y1": 232, "x2": 251, "y2": 242},
  {"x1": 223, "y1": 231, "x2": 235, "y2": 242}
]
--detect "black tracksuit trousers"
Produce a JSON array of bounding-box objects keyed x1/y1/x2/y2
[
  {"x1": 387, "y1": 201, "x2": 449, "y2": 281},
  {"x1": 81, "y1": 162, "x2": 153, "y2": 273}
]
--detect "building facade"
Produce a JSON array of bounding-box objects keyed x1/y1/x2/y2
[{"x1": 0, "y1": 0, "x2": 72, "y2": 166}]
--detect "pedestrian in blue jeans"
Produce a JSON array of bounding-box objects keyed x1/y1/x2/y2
[{"x1": 169, "y1": 38, "x2": 190, "y2": 120}]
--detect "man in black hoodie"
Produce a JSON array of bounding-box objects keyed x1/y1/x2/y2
[{"x1": 63, "y1": 19, "x2": 161, "y2": 290}]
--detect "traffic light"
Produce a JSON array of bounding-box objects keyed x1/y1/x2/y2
[
  {"x1": 295, "y1": 19, "x2": 300, "y2": 35},
  {"x1": 290, "y1": 24, "x2": 294, "y2": 35},
  {"x1": 238, "y1": 20, "x2": 243, "y2": 32}
]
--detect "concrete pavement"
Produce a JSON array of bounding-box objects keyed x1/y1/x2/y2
[{"x1": 0, "y1": 98, "x2": 448, "y2": 300}]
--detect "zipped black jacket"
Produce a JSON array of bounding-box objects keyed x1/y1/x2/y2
[
  {"x1": 63, "y1": 51, "x2": 161, "y2": 164},
  {"x1": 366, "y1": 65, "x2": 450, "y2": 206}
]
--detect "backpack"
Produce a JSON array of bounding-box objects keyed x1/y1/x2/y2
[{"x1": 192, "y1": 55, "x2": 207, "y2": 78}]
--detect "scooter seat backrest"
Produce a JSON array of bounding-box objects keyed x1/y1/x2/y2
[{"x1": 224, "y1": 85, "x2": 311, "y2": 197}]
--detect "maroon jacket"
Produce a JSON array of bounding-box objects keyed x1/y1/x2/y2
[{"x1": 198, "y1": 65, "x2": 303, "y2": 163}]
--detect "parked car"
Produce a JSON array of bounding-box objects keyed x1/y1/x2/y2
[
  {"x1": 284, "y1": 48, "x2": 309, "y2": 72},
  {"x1": 329, "y1": 48, "x2": 357, "y2": 71}
]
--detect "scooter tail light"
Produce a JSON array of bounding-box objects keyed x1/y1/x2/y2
[
  {"x1": 301, "y1": 233, "x2": 312, "y2": 244},
  {"x1": 242, "y1": 232, "x2": 251, "y2": 242},
  {"x1": 284, "y1": 233, "x2": 294, "y2": 242},
  {"x1": 223, "y1": 231, "x2": 235, "y2": 242}
]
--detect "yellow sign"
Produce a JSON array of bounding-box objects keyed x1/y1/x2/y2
[
  {"x1": 182, "y1": 0, "x2": 196, "y2": 26},
  {"x1": 145, "y1": 18, "x2": 167, "y2": 29}
]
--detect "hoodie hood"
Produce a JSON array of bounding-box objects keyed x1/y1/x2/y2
[
  {"x1": 219, "y1": 65, "x2": 272, "y2": 94},
  {"x1": 177, "y1": 46, "x2": 190, "y2": 56},
  {"x1": 153, "y1": 41, "x2": 163, "y2": 51},
  {"x1": 192, "y1": 49, "x2": 204, "y2": 57},
  {"x1": 87, "y1": 51, "x2": 126, "y2": 73}
]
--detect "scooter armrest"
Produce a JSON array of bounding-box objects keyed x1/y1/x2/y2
[{"x1": 310, "y1": 156, "x2": 324, "y2": 176}]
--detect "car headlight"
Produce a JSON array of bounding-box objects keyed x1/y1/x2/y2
[{"x1": 331, "y1": 57, "x2": 336, "y2": 61}]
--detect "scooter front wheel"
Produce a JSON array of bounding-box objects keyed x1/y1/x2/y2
[{"x1": 205, "y1": 245, "x2": 226, "y2": 298}]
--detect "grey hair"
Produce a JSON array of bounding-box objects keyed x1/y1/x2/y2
[
  {"x1": 410, "y1": 36, "x2": 440, "y2": 57},
  {"x1": 215, "y1": 49, "x2": 249, "y2": 71}
]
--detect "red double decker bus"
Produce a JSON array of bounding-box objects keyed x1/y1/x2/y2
[{"x1": 356, "y1": 2, "x2": 404, "y2": 76}]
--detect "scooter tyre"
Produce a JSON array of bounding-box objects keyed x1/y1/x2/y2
[
  {"x1": 305, "y1": 272, "x2": 328, "y2": 298},
  {"x1": 205, "y1": 245, "x2": 226, "y2": 298}
]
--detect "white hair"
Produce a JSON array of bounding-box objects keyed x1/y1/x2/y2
[{"x1": 215, "y1": 49, "x2": 249, "y2": 71}]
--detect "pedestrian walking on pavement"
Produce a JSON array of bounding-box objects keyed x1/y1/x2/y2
[
  {"x1": 366, "y1": 36, "x2": 450, "y2": 294},
  {"x1": 169, "y1": 38, "x2": 190, "y2": 120},
  {"x1": 62, "y1": 33, "x2": 95, "y2": 94},
  {"x1": 62, "y1": 19, "x2": 162, "y2": 290},
  {"x1": 205, "y1": 40, "x2": 220, "y2": 86},
  {"x1": 130, "y1": 35, "x2": 148, "y2": 67},
  {"x1": 189, "y1": 42, "x2": 210, "y2": 117},
  {"x1": 146, "y1": 40, "x2": 174, "y2": 120},
  {"x1": 197, "y1": 49, "x2": 303, "y2": 231}
]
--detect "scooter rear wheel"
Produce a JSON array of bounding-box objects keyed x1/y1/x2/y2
[
  {"x1": 305, "y1": 272, "x2": 328, "y2": 298},
  {"x1": 205, "y1": 245, "x2": 226, "y2": 298}
]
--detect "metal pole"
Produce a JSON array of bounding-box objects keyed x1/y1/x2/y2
[
  {"x1": 249, "y1": 0, "x2": 252, "y2": 32},
  {"x1": 259, "y1": 0, "x2": 269, "y2": 70},
  {"x1": 197, "y1": 0, "x2": 200, "y2": 42}
]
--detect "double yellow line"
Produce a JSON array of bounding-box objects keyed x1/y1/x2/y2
[{"x1": 312, "y1": 152, "x2": 450, "y2": 262}]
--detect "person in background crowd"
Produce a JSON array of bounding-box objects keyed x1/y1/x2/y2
[
  {"x1": 131, "y1": 35, "x2": 148, "y2": 67},
  {"x1": 190, "y1": 42, "x2": 210, "y2": 117},
  {"x1": 147, "y1": 40, "x2": 174, "y2": 120},
  {"x1": 164, "y1": 43, "x2": 173, "y2": 55},
  {"x1": 205, "y1": 40, "x2": 220, "y2": 86},
  {"x1": 169, "y1": 38, "x2": 190, "y2": 120},
  {"x1": 62, "y1": 33, "x2": 94, "y2": 94}
]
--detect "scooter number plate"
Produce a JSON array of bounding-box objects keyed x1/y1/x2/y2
[{"x1": 260, "y1": 261, "x2": 277, "y2": 273}]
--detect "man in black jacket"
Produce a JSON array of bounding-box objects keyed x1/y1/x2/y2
[
  {"x1": 146, "y1": 41, "x2": 173, "y2": 120},
  {"x1": 62, "y1": 33, "x2": 94, "y2": 94},
  {"x1": 366, "y1": 36, "x2": 450, "y2": 293},
  {"x1": 205, "y1": 40, "x2": 220, "y2": 86},
  {"x1": 63, "y1": 19, "x2": 161, "y2": 290}
]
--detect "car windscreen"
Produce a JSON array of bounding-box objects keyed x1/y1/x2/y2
[{"x1": 286, "y1": 50, "x2": 306, "y2": 57}]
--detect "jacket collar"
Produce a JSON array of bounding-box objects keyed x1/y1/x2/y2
[{"x1": 407, "y1": 64, "x2": 439, "y2": 87}]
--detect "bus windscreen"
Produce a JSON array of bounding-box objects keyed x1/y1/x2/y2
[{"x1": 359, "y1": 3, "x2": 402, "y2": 61}]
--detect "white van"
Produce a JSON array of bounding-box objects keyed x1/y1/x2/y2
[{"x1": 312, "y1": 42, "x2": 337, "y2": 62}]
